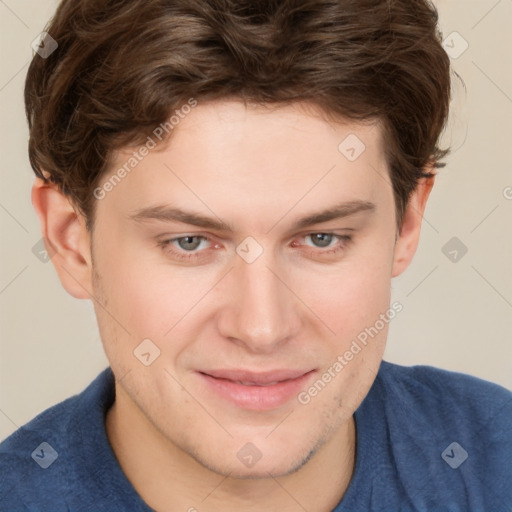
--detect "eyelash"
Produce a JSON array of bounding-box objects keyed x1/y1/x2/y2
[{"x1": 157, "y1": 233, "x2": 353, "y2": 262}]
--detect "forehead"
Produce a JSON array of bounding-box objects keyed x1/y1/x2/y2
[
  {"x1": 156, "y1": 99, "x2": 384, "y2": 155},
  {"x1": 102, "y1": 99, "x2": 391, "y2": 228}
]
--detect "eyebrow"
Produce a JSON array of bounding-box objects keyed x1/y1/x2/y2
[{"x1": 129, "y1": 200, "x2": 376, "y2": 232}]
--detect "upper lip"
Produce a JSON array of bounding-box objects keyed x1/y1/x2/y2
[{"x1": 199, "y1": 369, "x2": 314, "y2": 385}]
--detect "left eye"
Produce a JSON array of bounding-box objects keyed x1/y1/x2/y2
[
  {"x1": 171, "y1": 235, "x2": 209, "y2": 252},
  {"x1": 304, "y1": 233, "x2": 338, "y2": 248}
]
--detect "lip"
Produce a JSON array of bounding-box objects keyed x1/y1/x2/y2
[{"x1": 197, "y1": 368, "x2": 316, "y2": 410}]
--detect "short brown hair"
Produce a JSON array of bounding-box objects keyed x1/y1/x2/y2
[{"x1": 25, "y1": 0, "x2": 455, "y2": 232}]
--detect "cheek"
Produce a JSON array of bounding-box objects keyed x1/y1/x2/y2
[
  {"x1": 101, "y1": 267, "x2": 196, "y2": 340},
  {"x1": 92, "y1": 245, "x2": 228, "y2": 375},
  {"x1": 93, "y1": 229, "x2": 198, "y2": 337},
  {"x1": 296, "y1": 242, "x2": 393, "y2": 338}
]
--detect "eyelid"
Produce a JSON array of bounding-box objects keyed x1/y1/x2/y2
[
  {"x1": 295, "y1": 227, "x2": 355, "y2": 236},
  {"x1": 160, "y1": 229, "x2": 353, "y2": 246},
  {"x1": 159, "y1": 231, "x2": 353, "y2": 263}
]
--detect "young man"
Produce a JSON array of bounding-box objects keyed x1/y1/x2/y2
[{"x1": 1, "y1": 0, "x2": 511, "y2": 510}]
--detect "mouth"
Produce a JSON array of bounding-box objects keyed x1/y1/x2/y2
[{"x1": 197, "y1": 368, "x2": 316, "y2": 410}]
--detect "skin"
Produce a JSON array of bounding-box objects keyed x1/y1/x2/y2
[{"x1": 32, "y1": 99, "x2": 434, "y2": 512}]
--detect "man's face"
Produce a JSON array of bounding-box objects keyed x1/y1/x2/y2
[{"x1": 91, "y1": 100, "x2": 397, "y2": 477}]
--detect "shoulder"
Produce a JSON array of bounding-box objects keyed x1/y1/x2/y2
[
  {"x1": 378, "y1": 360, "x2": 512, "y2": 426},
  {"x1": 368, "y1": 361, "x2": 512, "y2": 510},
  {"x1": 375, "y1": 360, "x2": 512, "y2": 452},
  {"x1": 0, "y1": 368, "x2": 113, "y2": 511},
  {"x1": 0, "y1": 389, "x2": 80, "y2": 466},
  {"x1": 0, "y1": 393, "x2": 78, "y2": 510}
]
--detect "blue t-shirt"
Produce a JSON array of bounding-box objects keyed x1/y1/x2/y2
[{"x1": 1, "y1": 361, "x2": 511, "y2": 511}]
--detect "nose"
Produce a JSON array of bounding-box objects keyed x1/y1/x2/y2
[{"x1": 216, "y1": 249, "x2": 302, "y2": 354}]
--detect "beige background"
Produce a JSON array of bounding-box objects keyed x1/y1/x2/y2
[{"x1": 1, "y1": 0, "x2": 511, "y2": 441}]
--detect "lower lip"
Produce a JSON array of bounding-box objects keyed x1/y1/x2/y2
[{"x1": 198, "y1": 371, "x2": 316, "y2": 411}]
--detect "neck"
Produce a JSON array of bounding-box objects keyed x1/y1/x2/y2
[{"x1": 106, "y1": 384, "x2": 356, "y2": 512}]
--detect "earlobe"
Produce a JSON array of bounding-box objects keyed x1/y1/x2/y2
[
  {"x1": 31, "y1": 177, "x2": 93, "y2": 299},
  {"x1": 391, "y1": 174, "x2": 435, "y2": 278}
]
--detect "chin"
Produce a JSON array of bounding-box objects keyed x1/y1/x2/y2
[
  {"x1": 212, "y1": 458, "x2": 310, "y2": 480},
  {"x1": 192, "y1": 440, "x2": 319, "y2": 480}
]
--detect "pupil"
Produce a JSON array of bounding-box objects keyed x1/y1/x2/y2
[
  {"x1": 179, "y1": 236, "x2": 200, "y2": 250},
  {"x1": 314, "y1": 233, "x2": 332, "y2": 247}
]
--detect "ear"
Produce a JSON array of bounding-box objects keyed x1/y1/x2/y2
[
  {"x1": 31, "y1": 177, "x2": 93, "y2": 299},
  {"x1": 391, "y1": 168, "x2": 436, "y2": 278}
]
